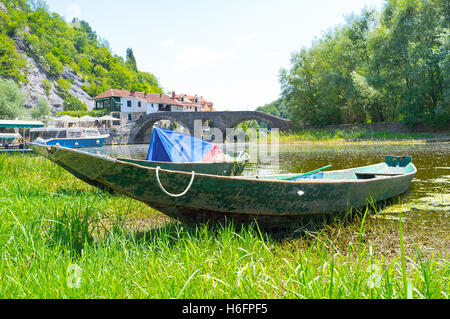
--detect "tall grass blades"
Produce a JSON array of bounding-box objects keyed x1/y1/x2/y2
[{"x1": 0, "y1": 154, "x2": 448, "y2": 298}]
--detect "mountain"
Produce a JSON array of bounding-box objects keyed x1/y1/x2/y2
[{"x1": 0, "y1": 0, "x2": 163, "y2": 113}]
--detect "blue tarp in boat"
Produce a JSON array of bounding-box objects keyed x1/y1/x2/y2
[{"x1": 147, "y1": 128, "x2": 219, "y2": 163}]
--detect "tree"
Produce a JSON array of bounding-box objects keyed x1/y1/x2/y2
[
  {"x1": 27, "y1": 0, "x2": 49, "y2": 12},
  {"x1": 0, "y1": 78, "x2": 26, "y2": 119},
  {"x1": 63, "y1": 94, "x2": 87, "y2": 111},
  {"x1": 279, "y1": 0, "x2": 448, "y2": 128},
  {"x1": 126, "y1": 48, "x2": 137, "y2": 72},
  {"x1": 31, "y1": 96, "x2": 51, "y2": 120},
  {"x1": 256, "y1": 98, "x2": 289, "y2": 119}
]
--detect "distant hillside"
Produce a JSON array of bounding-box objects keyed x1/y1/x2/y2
[{"x1": 0, "y1": 0, "x2": 163, "y2": 113}]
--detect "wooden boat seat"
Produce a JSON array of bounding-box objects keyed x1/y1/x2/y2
[{"x1": 355, "y1": 172, "x2": 402, "y2": 179}]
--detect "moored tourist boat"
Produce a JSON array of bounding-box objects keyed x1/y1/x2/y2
[
  {"x1": 29, "y1": 142, "x2": 416, "y2": 227},
  {"x1": 0, "y1": 133, "x2": 32, "y2": 153},
  {"x1": 30, "y1": 127, "x2": 109, "y2": 148}
]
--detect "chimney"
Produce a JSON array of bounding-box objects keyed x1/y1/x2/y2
[
  {"x1": 144, "y1": 92, "x2": 147, "y2": 98},
  {"x1": 130, "y1": 90, "x2": 135, "y2": 97},
  {"x1": 172, "y1": 91, "x2": 175, "y2": 100},
  {"x1": 159, "y1": 93, "x2": 162, "y2": 98}
]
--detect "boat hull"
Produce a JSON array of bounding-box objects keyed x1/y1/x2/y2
[
  {"x1": 28, "y1": 143, "x2": 417, "y2": 227},
  {"x1": 44, "y1": 136, "x2": 107, "y2": 148}
]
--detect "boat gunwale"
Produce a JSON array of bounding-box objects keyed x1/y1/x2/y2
[
  {"x1": 29, "y1": 142, "x2": 417, "y2": 185},
  {"x1": 117, "y1": 156, "x2": 249, "y2": 165}
]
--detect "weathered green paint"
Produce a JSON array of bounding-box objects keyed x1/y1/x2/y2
[
  {"x1": 28, "y1": 143, "x2": 417, "y2": 227},
  {"x1": 118, "y1": 157, "x2": 248, "y2": 176}
]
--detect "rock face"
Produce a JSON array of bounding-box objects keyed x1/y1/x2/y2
[
  {"x1": 14, "y1": 35, "x2": 94, "y2": 113},
  {"x1": 61, "y1": 68, "x2": 95, "y2": 110}
]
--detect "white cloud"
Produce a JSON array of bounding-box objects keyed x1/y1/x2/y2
[
  {"x1": 161, "y1": 40, "x2": 176, "y2": 47},
  {"x1": 65, "y1": 4, "x2": 81, "y2": 22},
  {"x1": 233, "y1": 33, "x2": 257, "y2": 44},
  {"x1": 174, "y1": 48, "x2": 236, "y2": 71}
]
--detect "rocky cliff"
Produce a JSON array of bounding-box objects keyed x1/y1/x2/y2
[{"x1": 14, "y1": 34, "x2": 94, "y2": 112}]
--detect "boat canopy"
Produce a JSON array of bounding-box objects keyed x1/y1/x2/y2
[
  {"x1": 0, "y1": 133, "x2": 22, "y2": 139},
  {"x1": 147, "y1": 128, "x2": 223, "y2": 163},
  {"x1": 0, "y1": 120, "x2": 44, "y2": 128}
]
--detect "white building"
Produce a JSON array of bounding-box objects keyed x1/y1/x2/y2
[{"x1": 93, "y1": 89, "x2": 214, "y2": 125}]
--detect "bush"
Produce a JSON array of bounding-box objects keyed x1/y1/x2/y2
[
  {"x1": 56, "y1": 78, "x2": 71, "y2": 96},
  {"x1": 31, "y1": 96, "x2": 51, "y2": 120},
  {"x1": 0, "y1": 34, "x2": 27, "y2": 82},
  {"x1": 63, "y1": 94, "x2": 87, "y2": 111},
  {"x1": 0, "y1": 78, "x2": 26, "y2": 119},
  {"x1": 56, "y1": 109, "x2": 108, "y2": 118},
  {"x1": 41, "y1": 79, "x2": 52, "y2": 95},
  {"x1": 43, "y1": 52, "x2": 63, "y2": 77}
]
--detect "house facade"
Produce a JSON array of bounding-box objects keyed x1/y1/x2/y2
[
  {"x1": 93, "y1": 89, "x2": 215, "y2": 125},
  {"x1": 172, "y1": 92, "x2": 215, "y2": 112}
]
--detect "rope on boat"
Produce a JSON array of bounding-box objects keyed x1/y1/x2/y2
[{"x1": 155, "y1": 166, "x2": 195, "y2": 197}]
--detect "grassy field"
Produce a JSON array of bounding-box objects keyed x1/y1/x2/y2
[{"x1": 0, "y1": 154, "x2": 448, "y2": 299}]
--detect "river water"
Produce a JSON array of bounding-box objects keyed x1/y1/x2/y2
[{"x1": 86, "y1": 142, "x2": 449, "y2": 226}]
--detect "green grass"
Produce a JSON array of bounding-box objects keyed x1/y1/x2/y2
[
  {"x1": 0, "y1": 154, "x2": 448, "y2": 298},
  {"x1": 276, "y1": 128, "x2": 449, "y2": 144}
]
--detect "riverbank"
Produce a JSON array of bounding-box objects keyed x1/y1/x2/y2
[
  {"x1": 0, "y1": 153, "x2": 448, "y2": 298},
  {"x1": 274, "y1": 128, "x2": 450, "y2": 145}
]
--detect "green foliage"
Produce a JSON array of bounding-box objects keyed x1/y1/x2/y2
[
  {"x1": 126, "y1": 47, "x2": 137, "y2": 72},
  {"x1": 31, "y1": 96, "x2": 51, "y2": 120},
  {"x1": 26, "y1": 0, "x2": 49, "y2": 12},
  {"x1": 56, "y1": 109, "x2": 109, "y2": 117},
  {"x1": 0, "y1": 78, "x2": 26, "y2": 119},
  {"x1": 0, "y1": 34, "x2": 27, "y2": 82},
  {"x1": 41, "y1": 79, "x2": 51, "y2": 95},
  {"x1": 42, "y1": 52, "x2": 63, "y2": 77},
  {"x1": 256, "y1": 98, "x2": 289, "y2": 119},
  {"x1": 63, "y1": 94, "x2": 87, "y2": 111},
  {"x1": 281, "y1": 0, "x2": 449, "y2": 128},
  {"x1": 0, "y1": 1, "x2": 164, "y2": 103},
  {"x1": 56, "y1": 78, "x2": 71, "y2": 96}
]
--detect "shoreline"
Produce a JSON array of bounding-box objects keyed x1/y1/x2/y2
[
  {"x1": 275, "y1": 136, "x2": 450, "y2": 145},
  {"x1": 257, "y1": 129, "x2": 450, "y2": 146}
]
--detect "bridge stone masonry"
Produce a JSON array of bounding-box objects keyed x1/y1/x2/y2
[{"x1": 129, "y1": 111, "x2": 293, "y2": 144}]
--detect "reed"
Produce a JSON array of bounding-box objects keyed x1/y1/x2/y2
[{"x1": 0, "y1": 154, "x2": 448, "y2": 298}]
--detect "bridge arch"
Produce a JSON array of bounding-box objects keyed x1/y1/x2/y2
[
  {"x1": 132, "y1": 113, "x2": 191, "y2": 144},
  {"x1": 223, "y1": 112, "x2": 292, "y2": 131},
  {"x1": 129, "y1": 111, "x2": 292, "y2": 144}
]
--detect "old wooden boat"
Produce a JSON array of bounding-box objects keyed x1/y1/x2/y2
[{"x1": 29, "y1": 142, "x2": 416, "y2": 227}]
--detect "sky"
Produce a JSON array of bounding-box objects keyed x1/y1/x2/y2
[{"x1": 45, "y1": 0, "x2": 385, "y2": 111}]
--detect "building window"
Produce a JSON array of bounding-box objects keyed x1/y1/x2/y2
[
  {"x1": 127, "y1": 100, "x2": 131, "y2": 107},
  {"x1": 138, "y1": 101, "x2": 141, "y2": 107},
  {"x1": 128, "y1": 114, "x2": 132, "y2": 121}
]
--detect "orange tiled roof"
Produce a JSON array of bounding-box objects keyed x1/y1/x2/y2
[
  {"x1": 173, "y1": 93, "x2": 214, "y2": 110},
  {"x1": 93, "y1": 89, "x2": 185, "y2": 107}
]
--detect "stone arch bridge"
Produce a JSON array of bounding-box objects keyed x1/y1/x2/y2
[{"x1": 130, "y1": 111, "x2": 293, "y2": 144}]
